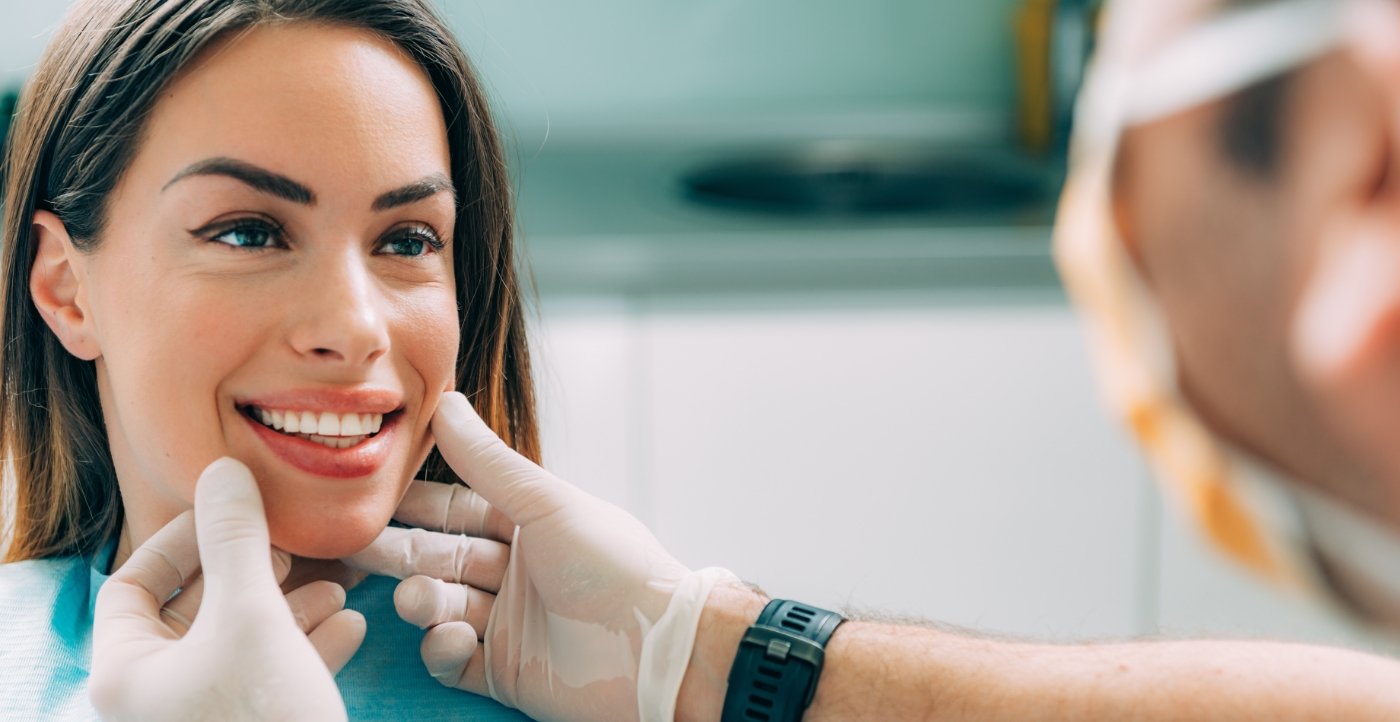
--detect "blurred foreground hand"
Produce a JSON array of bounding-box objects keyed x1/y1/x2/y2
[{"x1": 91, "y1": 457, "x2": 365, "y2": 721}]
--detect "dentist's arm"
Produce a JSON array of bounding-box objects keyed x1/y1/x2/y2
[
  {"x1": 680, "y1": 589, "x2": 1400, "y2": 721},
  {"x1": 357, "y1": 392, "x2": 1400, "y2": 722},
  {"x1": 91, "y1": 458, "x2": 366, "y2": 722}
]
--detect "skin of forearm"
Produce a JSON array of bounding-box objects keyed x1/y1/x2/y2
[
  {"x1": 677, "y1": 582, "x2": 769, "y2": 722},
  {"x1": 677, "y1": 586, "x2": 1400, "y2": 722}
]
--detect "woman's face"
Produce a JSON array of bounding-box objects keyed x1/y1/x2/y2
[{"x1": 68, "y1": 22, "x2": 459, "y2": 558}]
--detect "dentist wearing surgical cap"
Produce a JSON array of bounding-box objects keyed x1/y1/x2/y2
[{"x1": 93, "y1": 0, "x2": 1400, "y2": 719}]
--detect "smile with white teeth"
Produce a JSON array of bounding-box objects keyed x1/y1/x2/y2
[{"x1": 246, "y1": 406, "x2": 384, "y2": 449}]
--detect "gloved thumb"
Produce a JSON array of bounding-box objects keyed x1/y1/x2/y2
[
  {"x1": 431, "y1": 391, "x2": 571, "y2": 526},
  {"x1": 193, "y1": 457, "x2": 278, "y2": 599}
]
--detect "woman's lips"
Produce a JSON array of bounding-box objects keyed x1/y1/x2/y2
[{"x1": 242, "y1": 409, "x2": 399, "y2": 479}]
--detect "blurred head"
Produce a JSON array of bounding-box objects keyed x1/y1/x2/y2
[
  {"x1": 1059, "y1": 0, "x2": 1400, "y2": 621},
  {"x1": 1113, "y1": 0, "x2": 1400, "y2": 523},
  {"x1": 1, "y1": 0, "x2": 539, "y2": 563}
]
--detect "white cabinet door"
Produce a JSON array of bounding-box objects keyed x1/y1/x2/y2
[
  {"x1": 639, "y1": 294, "x2": 1148, "y2": 640},
  {"x1": 531, "y1": 296, "x2": 635, "y2": 509},
  {"x1": 531, "y1": 292, "x2": 1396, "y2": 647}
]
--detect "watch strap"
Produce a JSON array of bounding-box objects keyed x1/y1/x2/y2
[{"x1": 720, "y1": 599, "x2": 844, "y2": 722}]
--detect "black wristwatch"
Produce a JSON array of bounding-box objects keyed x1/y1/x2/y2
[{"x1": 720, "y1": 599, "x2": 845, "y2": 722}]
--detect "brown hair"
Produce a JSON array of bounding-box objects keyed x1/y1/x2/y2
[{"x1": 0, "y1": 0, "x2": 539, "y2": 562}]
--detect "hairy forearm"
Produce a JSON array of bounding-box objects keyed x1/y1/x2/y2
[
  {"x1": 808, "y1": 624, "x2": 1400, "y2": 721},
  {"x1": 678, "y1": 586, "x2": 1400, "y2": 721}
]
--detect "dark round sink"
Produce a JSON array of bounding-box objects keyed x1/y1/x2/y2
[{"x1": 681, "y1": 144, "x2": 1054, "y2": 216}]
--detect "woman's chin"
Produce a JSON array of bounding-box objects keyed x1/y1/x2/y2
[{"x1": 263, "y1": 503, "x2": 392, "y2": 559}]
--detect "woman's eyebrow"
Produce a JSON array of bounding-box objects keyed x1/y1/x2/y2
[
  {"x1": 163, "y1": 157, "x2": 314, "y2": 204},
  {"x1": 372, "y1": 174, "x2": 455, "y2": 211},
  {"x1": 162, "y1": 159, "x2": 453, "y2": 212}
]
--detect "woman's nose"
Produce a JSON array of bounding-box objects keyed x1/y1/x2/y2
[{"x1": 286, "y1": 254, "x2": 390, "y2": 367}]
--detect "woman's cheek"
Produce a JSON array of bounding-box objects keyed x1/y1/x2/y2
[
  {"x1": 123, "y1": 297, "x2": 253, "y2": 455},
  {"x1": 406, "y1": 287, "x2": 461, "y2": 392},
  {"x1": 387, "y1": 287, "x2": 458, "y2": 476}
]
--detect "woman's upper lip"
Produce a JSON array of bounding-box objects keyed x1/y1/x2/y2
[{"x1": 235, "y1": 387, "x2": 404, "y2": 415}]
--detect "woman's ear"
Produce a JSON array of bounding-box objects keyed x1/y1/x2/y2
[{"x1": 29, "y1": 210, "x2": 100, "y2": 361}]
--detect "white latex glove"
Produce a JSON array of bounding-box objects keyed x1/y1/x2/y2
[
  {"x1": 344, "y1": 481, "x2": 513, "y2": 650},
  {"x1": 347, "y1": 392, "x2": 736, "y2": 722},
  {"x1": 91, "y1": 457, "x2": 366, "y2": 721}
]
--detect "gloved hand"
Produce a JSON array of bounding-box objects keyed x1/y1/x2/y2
[
  {"x1": 91, "y1": 457, "x2": 366, "y2": 721},
  {"x1": 347, "y1": 392, "x2": 738, "y2": 722}
]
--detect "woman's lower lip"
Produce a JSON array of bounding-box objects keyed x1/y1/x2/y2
[{"x1": 242, "y1": 411, "x2": 397, "y2": 479}]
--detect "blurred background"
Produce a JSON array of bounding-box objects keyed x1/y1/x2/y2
[{"x1": 0, "y1": 0, "x2": 1385, "y2": 651}]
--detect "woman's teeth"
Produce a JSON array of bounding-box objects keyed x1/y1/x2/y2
[{"x1": 249, "y1": 407, "x2": 384, "y2": 449}]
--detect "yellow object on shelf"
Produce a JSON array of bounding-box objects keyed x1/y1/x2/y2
[
  {"x1": 1014, "y1": 0, "x2": 1056, "y2": 154},
  {"x1": 1013, "y1": 0, "x2": 1100, "y2": 156}
]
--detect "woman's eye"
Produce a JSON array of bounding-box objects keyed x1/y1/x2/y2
[
  {"x1": 378, "y1": 226, "x2": 444, "y2": 257},
  {"x1": 208, "y1": 221, "x2": 281, "y2": 250}
]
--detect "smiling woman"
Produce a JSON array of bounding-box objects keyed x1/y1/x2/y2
[{"x1": 0, "y1": 0, "x2": 538, "y2": 719}]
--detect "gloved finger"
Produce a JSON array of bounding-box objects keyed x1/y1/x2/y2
[
  {"x1": 271, "y1": 547, "x2": 293, "y2": 586},
  {"x1": 159, "y1": 573, "x2": 204, "y2": 636},
  {"x1": 420, "y1": 620, "x2": 487, "y2": 696},
  {"x1": 160, "y1": 541, "x2": 290, "y2": 636},
  {"x1": 308, "y1": 608, "x2": 367, "y2": 675},
  {"x1": 394, "y1": 480, "x2": 515, "y2": 544},
  {"x1": 344, "y1": 526, "x2": 509, "y2": 592},
  {"x1": 94, "y1": 510, "x2": 200, "y2": 647},
  {"x1": 394, "y1": 575, "x2": 494, "y2": 633},
  {"x1": 431, "y1": 391, "x2": 574, "y2": 527},
  {"x1": 285, "y1": 580, "x2": 348, "y2": 634},
  {"x1": 193, "y1": 457, "x2": 278, "y2": 600}
]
